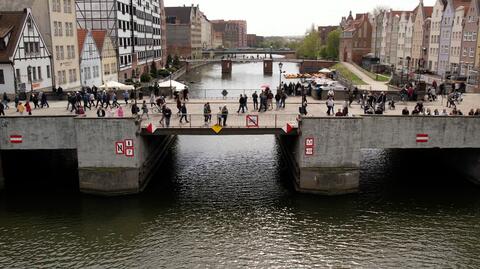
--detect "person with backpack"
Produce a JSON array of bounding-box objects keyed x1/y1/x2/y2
[{"x1": 162, "y1": 106, "x2": 172, "y2": 128}]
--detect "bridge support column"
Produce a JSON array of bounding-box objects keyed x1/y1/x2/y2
[
  {"x1": 0, "y1": 153, "x2": 4, "y2": 191},
  {"x1": 221, "y1": 59, "x2": 232, "y2": 74},
  {"x1": 263, "y1": 59, "x2": 273, "y2": 75},
  {"x1": 280, "y1": 118, "x2": 362, "y2": 195},
  {"x1": 75, "y1": 118, "x2": 175, "y2": 196},
  {"x1": 448, "y1": 149, "x2": 480, "y2": 185}
]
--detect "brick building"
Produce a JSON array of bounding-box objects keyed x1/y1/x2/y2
[{"x1": 339, "y1": 13, "x2": 372, "y2": 65}]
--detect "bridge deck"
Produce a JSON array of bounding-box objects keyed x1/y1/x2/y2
[{"x1": 2, "y1": 95, "x2": 479, "y2": 136}]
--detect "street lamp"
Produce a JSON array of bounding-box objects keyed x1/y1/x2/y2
[
  {"x1": 270, "y1": 45, "x2": 273, "y2": 59},
  {"x1": 406, "y1": 56, "x2": 411, "y2": 82},
  {"x1": 169, "y1": 71, "x2": 172, "y2": 98},
  {"x1": 27, "y1": 65, "x2": 33, "y2": 95},
  {"x1": 279, "y1": 62, "x2": 284, "y2": 90}
]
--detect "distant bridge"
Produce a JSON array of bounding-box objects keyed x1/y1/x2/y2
[{"x1": 202, "y1": 48, "x2": 296, "y2": 56}]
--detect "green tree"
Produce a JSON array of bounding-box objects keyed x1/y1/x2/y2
[
  {"x1": 325, "y1": 29, "x2": 341, "y2": 60},
  {"x1": 166, "y1": 55, "x2": 173, "y2": 67},
  {"x1": 150, "y1": 61, "x2": 158, "y2": 77},
  {"x1": 297, "y1": 28, "x2": 321, "y2": 59},
  {"x1": 172, "y1": 55, "x2": 180, "y2": 68}
]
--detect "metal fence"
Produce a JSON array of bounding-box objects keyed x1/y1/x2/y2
[{"x1": 148, "y1": 113, "x2": 299, "y2": 129}]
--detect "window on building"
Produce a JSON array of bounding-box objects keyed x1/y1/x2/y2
[
  {"x1": 46, "y1": 65, "x2": 51, "y2": 78},
  {"x1": 32, "y1": 67, "x2": 37, "y2": 81},
  {"x1": 38, "y1": 66, "x2": 42, "y2": 80}
]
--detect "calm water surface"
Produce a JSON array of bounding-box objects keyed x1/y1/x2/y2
[{"x1": 0, "y1": 63, "x2": 479, "y2": 268}]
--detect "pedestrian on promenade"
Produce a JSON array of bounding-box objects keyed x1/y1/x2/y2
[
  {"x1": 14, "y1": 95, "x2": 19, "y2": 111},
  {"x1": 342, "y1": 101, "x2": 349, "y2": 116},
  {"x1": 141, "y1": 101, "x2": 149, "y2": 119},
  {"x1": 281, "y1": 92, "x2": 287, "y2": 109},
  {"x1": 217, "y1": 107, "x2": 223, "y2": 126},
  {"x1": 163, "y1": 106, "x2": 172, "y2": 128},
  {"x1": 204, "y1": 102, "x2": 212, "y2": 125},
  {"x1": 2, "y1": 92, "x2": 9, "y2": 109},
  {"x1": 96, "y1": 107, "x2": 106, "y2": 118},
  {"x1": 222, "y1": 105, "x2": 229, "y2": 127},
  {"x1": 117, "y1": 106, "x2": 124, "y2": 118},
  {"x1": 237, "y1": 95, "x2": 246, "y2": 113},
  {"x1": 40, "y1": 92, "x2": 49, "y2": 108},
  {"x1": 123, "y1": 90, "x2": 129, "y2": 105},
  {"x1": 103, "y1": 91, "x2": 111, "y2": 108},
  {"x1": 180, "y1": 103, "x2": 189, "y2": 123},
  {"x1": 139, "y1": 90, "x2": 144, "y2": 101},
  {"x1": 32, "y1": 94, "x2": 39, "y2": 109},
  {"x1": 275, "y1": 92, "x2": 281, "y2": 110},
  {"x1": 150, "y1": 92, "x2": 156, "y2": 107},
  {"x1": 267, "y1": 89, "x2": 274, "y2": 110},
  {"x1": 131, "y1": 102, "x2": 139, "y2": 116},
  {"x1": 76, "y1": 105, "x2": 85, "y2": 116},
  {"x1": 112, "y1": 92, "x2": 121, "y2": 108},
  {"x1": 25, "y1": 101, "x2": 32, "y2": 115},
  {"x1": 17, "y1": 102, "x2": 25, "y2": 115},
  {"x1": 182, "y1": 88, "x2": 189, "y2": 101},
  {"x1": 326, "y1": 97, "x2": 334, "y2": 116},
  {"x1": 252, "y1": 91, "x2": 259, "y2": 110},
  {"x1": 402, "y1": 107, "x2": 410, "y2": 115},
  {"x1": 89, "y1": 92, "x2": 95, "y2": 108},
  {"x1": 335, "y1": 109, "x2": 344, "y2": 117},
  {"x1": 0, "y1": 102, "x2": 4, "y2": 116},
  {"x1": 83, "y1": 93, "x2": 90, "y2": 110},
  {"x1": 176, "y1": 98, "x2": 182, "y2": 116}
]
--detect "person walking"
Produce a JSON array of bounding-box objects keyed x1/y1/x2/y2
[
  {"x1": 25, "y1": 101, "x2": 32, "y2": 115},
  {"x1": 123, "y1": 90, "x2": 129, "y2": 105},
  {"x1": 281, "y1": 92, "x2": 287, "y2": 109},
  {"x1": 204, "y1": 103, "x2": 212, "y2": 125},
  {"x1": 141, "y1": 101, "x2": 149, "y2": 119},
  {"x1": 179, "y1": 103, "x2": 189, "y2": 123},
  {"x1": 96, "y1": 107, "x2": 106, "y2": 117},
  {"x1": 131, "y1": 102, "x2": 139, "y2": 116},
  {"x1": 326, "y1": 97, "x2": 334, "y2": 116},
  {"x1": 252, "y1": 91, "x2": 259, "y2": 110},
  {"x1": 162, "y1": 106, "x2": 172, "y2": 128},
  {"x1": 275, "y1": 92, "x2": 281, "y2": 110},
  {"x1": 17, "y1": 102, "x2": 25, "y2": 115},
  {"x1": 237, "y1": 95, "x2": 246, "y2": 113},
  {"x1": 222, "y1": 105, "x2": 229, "y2": 127},
  {"x1": 2, "y1": 92, "x2": 9, "y2": 109},
  {"x1": 150, "y1": 92, "x2": 156, "y2": 107},
  {"x1": 117, "y1": 106, "x2": 124, "y2": 117},
  {"x1": 40, "y1": 92, "x2": 49, "y2": 108},
  {"x1": 0, "y1": 102, "x2": 4, "y2": 116}
]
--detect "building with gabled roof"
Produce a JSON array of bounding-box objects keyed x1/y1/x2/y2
[
  {"x1": 339, "y1": 12, "x2": 372, "y2": 65},
  {"x1": 0, "y1": 8, "x2": 52, "y2": 95},
  {"x1": 78, "y1": 29, "x2": 102, "y2": 88},
  {"x1": 411, "y1": 0, "x2": 433, "y2": 71},
  {"x1": 91, "y1": 30, "x2": 118, "y2": 83}
]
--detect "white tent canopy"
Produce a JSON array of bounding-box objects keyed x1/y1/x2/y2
[
  {"x1": 99, "y1": 81, "x2": 135, "y2": 90},
  {"x1": 319, "y1": 68, "x2": 332, "y2": 73},
  {"x1": 157, "y1": 80, "x2": 188, "y2": 91}
]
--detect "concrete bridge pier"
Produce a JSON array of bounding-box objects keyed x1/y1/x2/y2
[
  {"x1": 75, "y1": 119, "x2": 175, "y2": 196},
  {"x1": 280, "y1": 118, "x2": 361, "y2": 195},
  {"x1": 447, "y1": 149, "x2": 480, "y2": 186},
  {"x1": 221, "y1": 59, "x2": 232, "y2": 74},
  {"x1": 0, "y1": 153, "x2": 4, "y2": 191},
  {"x1": 263, "y1": 59, "x2": 273, "y2": 75}
]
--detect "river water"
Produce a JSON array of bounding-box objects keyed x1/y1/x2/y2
[{"x1": 1, "y1": 62, "x2": 479, "y2": 268}]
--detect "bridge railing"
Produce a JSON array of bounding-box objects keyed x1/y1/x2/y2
[{"x1": 149, "y1": 113, "x2": 299, "y2": 129}]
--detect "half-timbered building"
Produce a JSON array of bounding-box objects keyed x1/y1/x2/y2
[{"x1": 0, "y1": 8, "x2": 52, "y2": 95}]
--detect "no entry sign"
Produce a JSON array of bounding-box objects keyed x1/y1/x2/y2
[
  {"x1": 115, "y1": 141, "x2": 125, "y2": 155},
  {"x1": 305, "y1": 137, "x2": 315, "y2": 156},
  {"x1": 115, "y1": 139, "x2": 134, "y2": 157},
  {"x1": 10, "y1": 135, "x2": 22, "y2": 144},
  {"x1": 246, "y1": 115, "x2": 259, "y2": 128}
]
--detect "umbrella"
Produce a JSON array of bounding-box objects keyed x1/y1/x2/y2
[
  {"x1": 260, "y1": 84, "x2": 270, "y2": 89},
  {"x1": 157, "y1": 80, "x2": 188, "y2": 91},
  {"x1": 99, "y1": 81, "x2": 135, "y2": 90},
  {"x1": 319, "y1": 68, "x2": 332, "y2": 74}
]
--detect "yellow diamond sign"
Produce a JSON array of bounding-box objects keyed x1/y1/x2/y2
[{"x1": 212, "y1": 124, "x2": 223, "y2": 134}]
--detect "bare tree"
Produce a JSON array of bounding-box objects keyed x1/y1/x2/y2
[{"x1": 372, "y1": 5, "x2": 389, "y2": 17}]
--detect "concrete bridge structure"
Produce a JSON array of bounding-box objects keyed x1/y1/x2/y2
[
  {"x1": 184, "y1": 58, "x2": 338, "y2": 75},
  {"x1": 1, "y1": 114, "x2": 479, "y2": 196},
  {"x1": 201, "y1": 48, "x2": 297, "y2": 58}
]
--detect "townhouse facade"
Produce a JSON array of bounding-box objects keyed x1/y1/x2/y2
[{"x1": 0, "y1": 0, "x2": 81, "y2": 92}]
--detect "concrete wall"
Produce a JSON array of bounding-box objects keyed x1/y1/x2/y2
[
  {"x1": 0, "y1": 116, "x2": 77, "y2": 150},
  {"x1": 0, "y1": 153, "x2": 4, "y2": 191},
  {"x1": 361, "y1": 116, "x2": 480, "y2": 149}
]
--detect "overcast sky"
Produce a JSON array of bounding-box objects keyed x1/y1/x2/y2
[{"x1": 165, "y1": 0, "x2": 436, "y2": 36}]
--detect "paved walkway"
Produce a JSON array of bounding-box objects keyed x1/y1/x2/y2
[{"x1": 341, "y1": 61, "x2": 389, "y2": 91}]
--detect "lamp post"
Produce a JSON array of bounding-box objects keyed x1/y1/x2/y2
[
  {"x1": 27, "y1": 65, "x2": 33, "y2": 97},
  {"x1": 270, "y1": 45, "x2": 273, "y2": 59},
  {"x1": 278, "y1": 62, "x2": 284, "y2": 91},
  {"x1": 406, "y1": 56, "x2": 411, "y2": 83},
  {"x1": 169, "y1": 71, "x2": 172, "y2": 98}
]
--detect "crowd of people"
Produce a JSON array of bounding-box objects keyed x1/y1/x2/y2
[{"x1": 1, "y1": 79, "x2": 480, "y2": 123}]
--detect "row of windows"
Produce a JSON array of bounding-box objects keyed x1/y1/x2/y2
[
  {"x1": 57, "y1": 68, "x2": 77, "y2": 85},
  {"x1": 116, "y1": 2, "x2": 160, "y2": 24},
  {"x1": 117, "y1": 19, "x2": 161, "y2": 34},
  {"x1": 82, "y1": 66, "x2": 100, "y2": 80},
  {"x1": 119, "y1": 36, "x2": 161, "y2": 48},
  {"x1": 53, "y1": 21, "x2": 74, "y2": 37},
  {"x1": 55, "y1": 45, "x2": 76, "y2": 60},
  {"x1": 104, "y1": 63, "x2": 117, "y2": 75},
  {"x1": 14, "y1": 66, "x2": 51, "y2": 84},
  {"x1": 52, "y1": 0, "x2": 73, "y2": 13}
]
